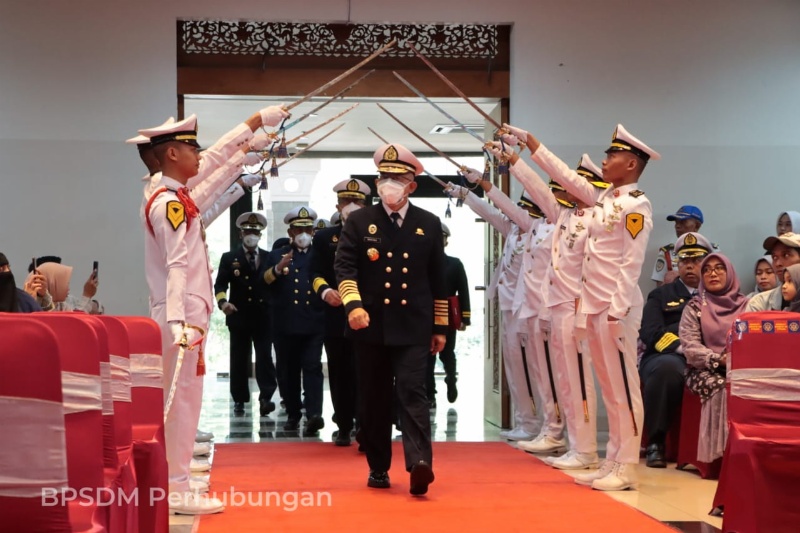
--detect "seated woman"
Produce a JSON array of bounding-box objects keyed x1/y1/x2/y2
[
  {"x1": 679, "y1": 253, "x2": 748, "y2": 462},
  {"x1": 746, "y1": 255, "x2": 778, "y2": 298},
  {"x1": 781, "y1": 264, "x2": 800, "y2": 311},
  {"x1": 35, "y1": 262, "x2": 103, "y2": 314}
]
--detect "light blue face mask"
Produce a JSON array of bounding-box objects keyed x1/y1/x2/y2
[{"x1": 293, "y1": 232, "x2": 312, "y2": 249}]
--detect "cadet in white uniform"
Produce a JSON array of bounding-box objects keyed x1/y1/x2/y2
[
  {"x1": 503, "y1": 123, "x2": 658, "y2": 491},
  {"x1": 445, "y1": 177, "x2": 548, "y2": 441}
]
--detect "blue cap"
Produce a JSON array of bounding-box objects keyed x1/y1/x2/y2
[{"x1": 666, "y1": 205, "x2": 703, "y2": 224}]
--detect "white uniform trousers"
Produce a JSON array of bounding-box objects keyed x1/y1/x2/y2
[
  {"x1": 522, "y1": 316, "x2": 563, "y2": 438},
  {"x1": 153, "y1": 295, "x2": 210, "y2": 493},
  {"x1": 549, "y1": 302, "x2": 597, "y2": 454},
  {"x1": 582, "y1": 307, "x2": 644, "y2": 464},
  {"x1": 501, "y1": 310, "x2": 540, "y2": 434}
]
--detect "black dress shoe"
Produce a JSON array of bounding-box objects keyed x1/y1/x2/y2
[
  {"x1": 646, "y1": 443, "x2": 667, "y2": 468},
  {"x1": 259, "y1": 400, "x2": 276, "y2": 417},
  {"x1": 283, "y1": 418, "x2": 300, "y2": 431},
  {"x1": 446, "y1": 378, "x2": 458, "y2": 403},
  {"x1": 409, "y1": 460, "x2": 435, "y2": 495},
  {"x1": 334, "y1": 430, "x2": 352, "y2": 447},
  {"x1": 367, "y1": 471, "x2": 390, "y2": 489},
  {"x1": 305, "y1": 415, "x2": 325, "y2": 435},
  {"x1": 233, "y1": 402, "x2": 245, "y2": 415}
]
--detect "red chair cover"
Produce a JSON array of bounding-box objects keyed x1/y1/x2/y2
[
  {"x1": 0, "y1": 317, "x2": 71, "y2": 532},
  {"x1": 117, "y1": 315, "x2": 169, "y2": 533},
  {"x1": 675, "y1": 387, "x2": 722, "y2": 478},
  {"x1": 714, "y1": 311, "x2": 800, "y2": 533}
]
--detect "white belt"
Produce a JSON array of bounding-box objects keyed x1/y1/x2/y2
[
  {"x1": 131, "y1": 353, "x2": 163, "y2": 389},
  {"x1": 61, "y1": 371, "x2": 102, "y2": 414},
  {"x1": 99, "y1": 361, "x2": 114, "y2": 415},
  {"x1": 110, "y1": 354, "x2": 131, "y2": 403},
  {"x1": 730, "y1": 368, "x2": 800, "y2": 401},
  {"x1": 0, "y1": 396, "x2": 68, "y2": 497}
]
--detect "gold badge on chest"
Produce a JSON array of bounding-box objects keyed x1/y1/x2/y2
[
  {"x1": 415, "y1": 228, "x2": 425, "y2": 236},
  {"x1": 368, "y1": 224, "x2": 378, "y2": 235}
]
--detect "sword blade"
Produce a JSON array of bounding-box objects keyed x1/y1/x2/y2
[
  {"x1": 577, "y1": 350, "x2": 590, "y2": 422},
  {"x1": 406, "y1": 43, "x2": 501, "y2": 129},
  {"x1": 519, "y1": 343, "x2": 537, "y2": 416},
  {"x1": 392, "y1": 71, "x2": 486, "y2": 145},
  {"x1": 543, "y1": 339, "x2": 561, "y2": 423},
  {"x1": 277, "y1": 123, "x2": 346, "y2": 168},
  {"x1": 618, "y1": 348, "x2": 639, "y2": 437},
  {"x1": 285, "y1": 103, "x2": 359, "y2": 146},
  {"x1": 286, "y1": 40, "x2": 396, "y2": 111},
  {"x1": 367, "y1": 127, "x2": 388, "y2": 144},
  {"x1": 367, "y1": 126, "x2": 448, "y2": 187}
]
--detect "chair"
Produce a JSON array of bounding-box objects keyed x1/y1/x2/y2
[
  {"x1": 116, "y1": 315, "x2": 169, "y2": 533},
  {"x1": 713, "y1": 311, "x2": 800, "y2": 533},
  {"x1": 675, "y1": 386, "x2": 722, "y2": 478},
  {"x1": 0, "y1": 317, "x2": 71, "y2": 532}
]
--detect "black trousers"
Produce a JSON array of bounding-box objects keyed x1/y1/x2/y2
[
  {"x1": 228, "y1": 322, "x2": 276, "y2": 403},
  {"x1": 356, "y1": 342, "x2": 432, "y2": 473},
  {"x1": 274, "y1": 333, "x2": 325, "y2": 420},
  {"x1": 426, "y1": 329, "x2": 457, "y2": 398},
  {"x1": 325, "y1": 336, "x2": 358, "y2": 432},
  {"x1": 639, "y1": 351, "x2": 686, "y2": 444}
]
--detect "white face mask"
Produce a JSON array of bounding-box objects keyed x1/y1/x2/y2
[
  {"x1": 340, "y1": 202, "x2": 362, "y2": 222},
  {"x1": 243, "y1": 234, "x2": 260, "y2": 248},
  {"x1": 293, "y1": 232, "x2": 312, "y2": 249},
  {"x1": 376, "y1": 179, "x2": 407, "y2": 207}
]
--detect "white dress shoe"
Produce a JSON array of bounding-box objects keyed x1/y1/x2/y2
[
  {"x1": 518, "y1": 434, "x2": 566, "y2": 454},
  {"x1": 574, "y1": 460, "x2": 614, "y2": 486},
  {"x1": 591, "y1": 462, "x2": 639, "y2": 491},
  {"x1": 551, "y1": 451, "x2": 599, "y2": 470},
  {"x1": 169, "y1": 492, "x2": 224, "y2": 515},
  {"x1": 195, "y1": 430, "x2": 214, "y2": 443},
  {"x1": 501, "y1": 427, "x2": 535, "y2": 441},
  {"x1": 544, "y1": 450, "x2": 574, "y2": 466},
  {"x1": 190, "y1": 458, "x2": 212, "y2": 472},
  {"x1": 191, "y1": 474, "x2": 210, "y2": 485},
  {"x1": 193, "y1": 442, "x2": 212, "y2": 457},
  {"x1": 189, "y1": 479, "x2": 209, "y2": 494}
]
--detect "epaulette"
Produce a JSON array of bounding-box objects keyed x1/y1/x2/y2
[
  {"x1": 629, "y1": 190, "x2": 645, "y2": 198},
  {"x1": 659, "y1": 243, "x2": 674, "y2": 252}
]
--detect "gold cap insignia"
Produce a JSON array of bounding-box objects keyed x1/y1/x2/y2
[
  {"x1": 384, "y1": 145, "x2": 398, "y2": 161},
  {"x1": 347, "y1": 179, "x2": 359, "y2": 192},
  {"x1": 685, "y1": 234, "x2": 697, "y2": 245},
  {"x1": 299, "y1": 207, "x2": 309, "y2": 218}
]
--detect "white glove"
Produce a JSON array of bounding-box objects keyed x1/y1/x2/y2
[
  {"x1": 249, "y1": 133, "x2": 272, "y2": 151},
  {"x1": 502, "y1": 123, "x2": 528, "y2": 144},
  {"x1": 220, "y1": 302, "x2": 238, "y2": 315},
  {"x1": 444, "y1": 183, "x2": 467, "y2": 199},
  {"x1": 486, "y1": 141, "x2": 513, "y2": 160},
  {"x1": 240, "y1": 174, "x2": 261, "y2": 189},
  {"x1": 169, "y1": 321, "x2": 185, "y2": 346},
  {"x1": 574, "y1": 327, "x2": 588, "y2": 343},
  {"x1": 242, "y1": 151, "x2": 263, "y2": 167},
  {"x1": 462, "y1": 167, "x2": 483, "y2": 184},
  {"x1": 184, "y1": 327, "x2": 202, "y2": 348},
  {"x1": 538, "y1": 318, "x2": 552, "y2": 339},
  {"x1": 259, "y1": 104, "x2": 290, "y2": 128}
]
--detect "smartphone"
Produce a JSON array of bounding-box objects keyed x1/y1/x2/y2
[
  {"x1": 32, "y1": 257, "x2": 37, "y2": 273},
  {"x1": 92, "y1": 261, "x2": 99, "y2": 279}
]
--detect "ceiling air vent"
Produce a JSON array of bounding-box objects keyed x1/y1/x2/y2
[{"x1": 430, "y1": 124, "x2": 485, "y2": 135}]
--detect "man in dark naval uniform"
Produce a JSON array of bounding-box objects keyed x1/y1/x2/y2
[
  {"x1": 335, "y1": 143, "x2": 448, "y2": 496},
  {"x1": 214, "y1": 212, "x2": 276, "y2": 416},
  {"x1": 311, "y1": 178, "x2": 371, "y2": 447},
  {"x1": 265, "y1": 206, "x2": 326, "y2": 435},
  {"x1": 638, "y1": 231, "x2": 712, "y2": 467}
]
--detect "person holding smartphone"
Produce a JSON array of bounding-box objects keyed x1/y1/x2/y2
[{"x1": 28, "y1": 256, "x2": 103, "y2": 314}]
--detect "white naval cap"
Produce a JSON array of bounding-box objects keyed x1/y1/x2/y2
[
  {"x1": 330, "y1": 212, "x2": 341, "y2": 226},
  {"x1": 314, "y1": 218, "x2": 331, "y2": 230},
  {"x1": 441, "y1": 223, "x2": 451, "y2": 237},
  {"x1": 283, "y1": 206, "x2": 318, "y2": 228},
  {"x1": 576, "y1": 154, "x2": 608, "y2": 188},
  {"x1": 235, "y1": 212, "x2": 267, "y2": 231},
  {"x1": 373, "y1": 143, "x2": 424, "y2": 176},
  {"x1": 605, "y1": 124, "x2": 661, "y2": 162},
  {"x1": 138, "y1": 114, "x2": 200, "y2": 148},
  {"x1": 127, "y1": 117, "x2": 175, "y2": 146},
  {"x1": 333, "y1": 178, "x2": 371, "y2": 200},
  {"x1": 517, "y1": 191, "x2": 544, "y2": 218},
  {"x1": 674, "y1": 232, "x2": 713, "y2": 258}
]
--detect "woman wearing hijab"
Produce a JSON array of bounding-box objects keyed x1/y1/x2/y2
[
  {"x1": 35, "y1": 262, "x2": 103, "y2": 314},
  {"x1": 780, "y1": 264, "x2": 800, "y2": 311},
  {"x1": 679, "y1": 253, "x2": 748, "y2": 462},
  {"x1": 776, "y1": 211, "x2": 800, "y2": 236},
  {"x1": 746, "y1": 255, "x2": 778, "y2": 298},
  {"x1": 0, "y1": 253, "x2": 42, "y2": 313}
]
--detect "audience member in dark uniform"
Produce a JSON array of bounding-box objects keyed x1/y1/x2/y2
[
  {"x1": 214, "y1": 212, "x2": 276, "y2": 416},
  {"x1": 265, "y1": 206, "x2": 326, "y2": 435},
  {"x1": 0, "y1": 253, "x2": 42, "y2": 312},
  {"x1": 426, "y1": 223, "x2": 470, "y2": 406},
  {"x1": 335, "y1": 143, "x2": 448, "y2": 495},
  {"x1": 312, "y1": 178, "x2": 371, "y2": 446},
  {"x1": 638, "y1": 232, "x2": 711, "y2": 467}
]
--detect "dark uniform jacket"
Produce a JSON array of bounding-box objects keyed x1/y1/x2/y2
[
  {"x1": 214, "y1": 246, "x2": 270, "y2": 328},
  {"x1": 334, "y1": 202, "x2": 449, "y2": 345},
  {"x1": 445, "y1": 254, "x2": 471, "y2": 327},
  {"x1": 264, "y1": 244, "x2": 325, "y2": 336},
  {"x1": 639, "y1": 279, "x2": 694, "y2": 357},
  {"x1": 311, "y1": 225, "x2": 347, "y2": 338}
]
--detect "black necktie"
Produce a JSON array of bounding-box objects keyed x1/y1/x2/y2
[
  {"x1": 390, "y1": 212, "x2": 401, "y2": 230},
  {"x1": 247, "y1": 250, "x2": 257, "y2": 271}
]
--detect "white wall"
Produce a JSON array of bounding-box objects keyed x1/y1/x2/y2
[{"x1": 1, "y1": 1, "x2": 798, "y2": 313}]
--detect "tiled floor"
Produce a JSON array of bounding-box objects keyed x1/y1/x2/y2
[{"x1": 170, "y1": 363, "x2": 723, "y2": 533}]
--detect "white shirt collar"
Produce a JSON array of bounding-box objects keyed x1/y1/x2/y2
[{"x1": 382, "y1": 201, "x2": 410, "y2": 221}]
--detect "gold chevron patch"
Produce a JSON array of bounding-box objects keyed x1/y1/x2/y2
[
  {"x1": 625, "y1": 213, "x2": 644, "y2": 239},
  {"x1": 166, "y1": 201, "x2": 185, "y2": 231}
]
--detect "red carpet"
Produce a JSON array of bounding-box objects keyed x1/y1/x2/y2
[{"x1": 199, "y1": 442, "x2": 674, "y2": 533}]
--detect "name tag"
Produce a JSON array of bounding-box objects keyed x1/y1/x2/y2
[{"x1": 364, "y1": 236, "x2": 381, "y2": 244}]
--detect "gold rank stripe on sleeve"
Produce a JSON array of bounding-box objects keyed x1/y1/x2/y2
[
  {"x1": 338, "y1": 279, "x2": 362, "y2": 306},
  {"x1": 264, "y1": 267, "x2": 278, "y2": 285},
  {"x1": 434, "y1": 299, "x2": 449, "y2": 326},
  {"x1": 462, "y1": 311, "x2": 471, "y2": 318},
  {"x1": 655, "y1": 332, "x2": 680, "y2": 352},
  {"x1": 312, "y1": 277, "x2": 329, "y2": 294},
  {"x1": 215, "y1": 291, "x2": 227, "y2": 302}
]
